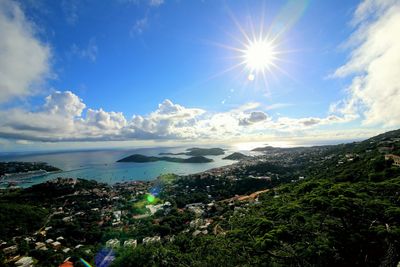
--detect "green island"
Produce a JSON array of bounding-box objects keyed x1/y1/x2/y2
[
  {"x1": 159, "y1": 147, "x2": 225, "y2": 156},
  {"x1": 222, "y1": 152, "x2": 249, "y2": 160},
  {"x1": 0, "y1": 129, "x2": 400, "y2": 266},
  {"x1": 117, "y1": 154, "x2": 213, "y2": 163}
]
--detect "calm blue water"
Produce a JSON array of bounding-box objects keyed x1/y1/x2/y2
[{"x1": 0, "y1": 147, "x2": 239, "y2": 187}]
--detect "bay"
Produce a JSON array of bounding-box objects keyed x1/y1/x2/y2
[{"x1": 0, "y1": 146, "x2": 238, "y2": 187}]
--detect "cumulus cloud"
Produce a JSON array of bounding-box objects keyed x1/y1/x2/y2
[
  {"x1": 0, "y1": 89, "x2": 358, "y2": 142},
  {"x1": 239, "y1": 111, "x2": 268, "y2": 126},
  {"x1": 44, "y1": 91, "x2": 86, "y2": 117},
  {"x1": 332, "y1": 0, "x2": 400, "y2": 127},
  {"x1": 0, "y1": 0, "x2": 51, "y2": 103},
  {"x1": 128, "y1": 99, "x2": 206, "y2": 139},
  {"x1": 86, "y1": 109, "x2": 127, "y2": 130}
]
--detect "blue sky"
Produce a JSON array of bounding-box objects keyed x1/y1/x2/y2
[{"x1": 0, "y1": 0, "x2": 399, "y2": 151}]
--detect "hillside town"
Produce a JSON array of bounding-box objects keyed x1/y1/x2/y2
[{"x1": 1, "y1": 130, "x2": 400, "y2": 266}]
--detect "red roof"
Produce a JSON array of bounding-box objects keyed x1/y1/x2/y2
[{"x1": 59, "y1": 261, "x2": 74, "y2": 267}]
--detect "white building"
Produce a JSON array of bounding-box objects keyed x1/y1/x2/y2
[
  {"x1": 142, "y1": 236, "x2": 160, "y2": 245},
  {"x1": 106, "y1": 239, "x2": 120, "y2": 249},
  {"x1": 123, "y1": 239, "x2": 137, "y2": 248},
  {"x1": 15, "y1": 256, "x2": 33, "y2": 267}
]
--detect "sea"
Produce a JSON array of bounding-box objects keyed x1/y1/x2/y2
[
  {"x1": 0, "y1": 139, "x2": 355, "y2": 188},
  {"x1": 0, "y1": 146, "x2": 245, "y2": 188}
]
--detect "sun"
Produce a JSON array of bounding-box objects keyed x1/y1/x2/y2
[{"x1": 243, "y1": 39, "x2": 276, "y2": 73}]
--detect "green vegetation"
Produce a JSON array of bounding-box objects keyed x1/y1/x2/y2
[
  {"x1": 1, "y1": 130, "x2": 400, "y2": 266},
  {"x1": 0, "y1": 203, "x2": 48, "y2": 240},
  {"x1": 131, "y1": 194, "x2": 161, "y2": 215},
  {"x1": 112, "y1": 130, "x2": 400, "y2": 266},
  {"x1": 117, "y1": 154, "x2": 213, "y2": 163},
  {"x1": 157, "y1": 173, "x2": 178, "y2": 185},
  {"x1": 222, "y1": 152, "x2": 249, "y2": 160}
]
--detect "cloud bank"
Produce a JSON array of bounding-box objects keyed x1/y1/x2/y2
[
  {"x1": 0, "y1": 91, "x2": 349, "y2": 142},
  {"x1": 0, "y1": 0, "x2": 51, "y2": 103},
  {"x1": 332, "y1": 0, "x2": 400, "y2": 127}
]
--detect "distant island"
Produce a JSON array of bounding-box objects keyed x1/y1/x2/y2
[
  {"x1": 159, "y1": 147, "x2": 225, "y2": 156},
  {"x1": 117, "y1": 154, "x2": 213, "y2": 163},
  {"x1": 223, "y1": 152, "x2": 249, "y2": 160}
]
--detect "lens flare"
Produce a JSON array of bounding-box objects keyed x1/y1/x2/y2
[
  {"x1": 147, "y1": 194, "x2": 155, "y2": 203},
  {"x1": 95, "y1": 248, "x2": 115, "y2": 267},
  {"x1": 80, "y1": 258, "x2": 93, "y2": 267}
]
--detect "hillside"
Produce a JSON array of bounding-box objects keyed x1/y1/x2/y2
[
  {"x1": 112, "y1": 129, "x2": 400, "y2": 266},
  {"x1": 1, "y1": 129, "x2": 400, "y2": 266},
  {"x1": 222, "y1": 152, "x2": 249, "y2": 160}
]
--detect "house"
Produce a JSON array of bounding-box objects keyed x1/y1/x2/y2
[
  {"x1": 14, "y1": 256, "x2": 33, "y2": 267},
  {"x1": 51, "y1": 241, "x2": 62, "y2": 249},
  {"x1": 62, "y1": 216, "x2": 73, "y2": 223},
  {"x1": 105, "y1": 239, "x2": 120, "y2": 249},
  {"x1": 142, "y1": 236, "x2": 160, "y2": 245},
  {"x1": 113, "y1": 211, "x2": 122, "y2": 222},
  {"x1": 192, "y1": 230, "x2": 201, "y2": 237},
  {"x1": 385, "y1": 154, "x2": 400, "y2": 166},
  {"x1": 3, "y1": 245, "x2": 18, "y2": 255},
  {"x1": 189, "y1": 218, "x2": 204, "y2": 229},
  {"x1": 123, "y1": 239, "x2": 137, "y2": 248},
  {"x1": 62, "y1": 248, "x2": 71, "y2": 253},
  {"x1": 35, "y1": 242, "x2": 46, "y2": 250}
]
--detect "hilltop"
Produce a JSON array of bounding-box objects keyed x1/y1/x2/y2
[{"x1": 222, "y1": 152, "x2": 249, "y2": 160}]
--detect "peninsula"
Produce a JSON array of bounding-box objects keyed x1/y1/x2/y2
[{"x1": 117, "y1": 154, "x2": 213, "y2": 163}]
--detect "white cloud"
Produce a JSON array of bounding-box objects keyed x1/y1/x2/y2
[
  {"x1": 0, "y1": 90, "x2": 362, "y2": 143},
  {"x1": 0, "y1": 0, "x2": 51, "y2": 103},
  {"x1": 274, "y1": 115, "x2": 348, "y2": 131},
  {"x1": 70, "y1": 38, "x2": 98, "y2": 62},
  {"x1": 44, "y1": 91, "x2": 86, "y2": 117},
  {"x1": 239, "y1": 111, "x2": 268, "y2": 126},
  {"x1": 86, "y1": 109, "x2": 127, "y2": 130},
  {"x1": 332, "y1": 0, "x2": 400, "y2": 127},
  {"x1": 128, "y1": 99, "x2": 206, "y2": 139}
]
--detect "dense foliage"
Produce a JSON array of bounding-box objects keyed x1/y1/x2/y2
[
  {"x1": 0, "y1": 203, "x2": 48, "y2": 240},
  {"x1": 112, "y1": 130, "x2": 400, "y2": 266}
]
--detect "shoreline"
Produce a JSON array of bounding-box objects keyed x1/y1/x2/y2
[{"x1": 0, "y1": 159, "x2": 242, "y2": 189}]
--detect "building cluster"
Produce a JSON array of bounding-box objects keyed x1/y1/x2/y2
[{"x1": 0, "y1": 178, "x2": 155, "y2": 266}]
